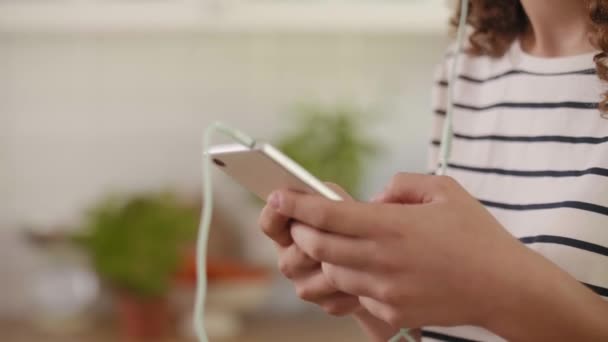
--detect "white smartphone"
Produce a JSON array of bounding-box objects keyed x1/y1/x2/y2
[{"x1": 207, "y1": 143, "x2": 343, "y2": 202}]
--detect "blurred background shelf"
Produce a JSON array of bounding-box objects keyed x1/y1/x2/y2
[
  {"x1": 0, "y1": 0, "x2": 451, "y2": 34},
  {"x1": 0, "y1": 313, "x2": 367, "y2": 342},
  {"x1": 0, "y1": 0, "x2": 450, "y2": 339}
]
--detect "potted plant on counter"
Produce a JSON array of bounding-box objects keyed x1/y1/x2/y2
[
  {"x1": 75, "y1": 192, "x2": 198, "y2": 339},
  {"x1": 277, "y1": 104, "x2": 380, "y2": 198}
]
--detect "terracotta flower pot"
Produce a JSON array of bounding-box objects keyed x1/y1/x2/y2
[{"x1": 115, "y1": 292, "x2": 170, "y2": 340}]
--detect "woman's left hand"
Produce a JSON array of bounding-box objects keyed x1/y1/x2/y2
[{"x1": 267, "y1": 173, "x2": 536, "y2": 330}]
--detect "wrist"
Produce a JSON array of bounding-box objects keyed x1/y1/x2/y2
[
  {"x1": 482, "y1": 245, "x2": 608, "y2": 341},
  {"x1": 480, "y1": 245, "x2": 544, "y2": 338}
]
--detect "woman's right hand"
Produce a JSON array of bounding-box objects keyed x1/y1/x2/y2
[{"x1": 258, "y1": 185, "x2": 361, "y2": 316}]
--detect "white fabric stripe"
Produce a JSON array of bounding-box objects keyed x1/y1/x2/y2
[
  {"x1": 447, "y1": 140, "x2": 608, "y2": 171},
  {"x1": 483, "y1": 206, "x2": 608, "y2": 248},
  {"x1": 450, "y1": 108, "x2": 607, "y2": 139},
  {"x1": 436, "y1": 75, "x2": 604, "y2": 105},
  {"x1": 505, "y1": 41, "x2": 598, "y2": 73},
  {"x1": 457, "y1": 40, "x2": 597, "y2": 75},
  {"x1": 448, "y1": 168, "x2": 608, "y2": 209}
]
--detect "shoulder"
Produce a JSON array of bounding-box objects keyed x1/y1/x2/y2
[{"x1": 433, "y1": 41, "x2": 517, "y2": 84}]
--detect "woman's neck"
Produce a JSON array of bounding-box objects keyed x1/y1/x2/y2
[{"x1": 520, "y1": 0, "x2": 595, "y2": 57}]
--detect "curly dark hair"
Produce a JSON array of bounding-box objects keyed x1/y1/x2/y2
[{"x1": 452, "y1": 0, "x2": 608, "y2": 115}]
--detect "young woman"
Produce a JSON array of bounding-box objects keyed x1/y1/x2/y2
[{"x1": 259, "y1": 1, "x2": 608, "y2": 341}]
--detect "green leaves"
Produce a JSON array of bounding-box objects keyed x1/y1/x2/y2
[
  {"x1": 78, "y1": 192, "x2": 198, "y2": 298},
  {"x1": 277, "y1": 104, "x2": 379, "y2": 198}
]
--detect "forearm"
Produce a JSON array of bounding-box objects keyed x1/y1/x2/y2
[
  {"x1": 485, "y1": 247, "x2": 608, "y2": 341},
  {"x1": 354, "y1": 310, "x2": 421, "y2": 342}
]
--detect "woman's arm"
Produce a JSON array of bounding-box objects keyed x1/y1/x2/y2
[
  {"x1": 268, "y1": 173, "x2": 608, "y2": 341},
  {"x1": 485, "y1": 245, "x2": 608, "y2": 341}
]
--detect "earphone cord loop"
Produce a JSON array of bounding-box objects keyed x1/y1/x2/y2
[{"x1": 193, "y1": 122, "x2": 256, "y2": 342}]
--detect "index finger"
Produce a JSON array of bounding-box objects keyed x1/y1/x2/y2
[
  {"x1": 268, "y1": 190, "x2": 401, "y2": 237},
  {"x1": 375, "y1": 173, "x2": 450, "y2": 204}
]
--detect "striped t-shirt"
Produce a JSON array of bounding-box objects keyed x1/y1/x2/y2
[{"x1": 423, "y1": 40, "x2": 608, "y2": 342}]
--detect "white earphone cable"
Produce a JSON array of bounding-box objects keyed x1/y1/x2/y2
[
  {"x1": 382, "y1": 1, "x2": 470, "y2": 339},
  {"x1": 193, "y1": 122, "x2": 255, "y2": 342},
  {"x1": 438, "y1": 0, "x2": 469, "y2": 177}
]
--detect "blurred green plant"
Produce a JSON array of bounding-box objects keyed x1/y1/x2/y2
[
  {"x1": 277, "y1": 104, "x2": 380, "y2": 198},
  {"x1": 74, "y1": 192, "x2": 198, "y2": 298}
]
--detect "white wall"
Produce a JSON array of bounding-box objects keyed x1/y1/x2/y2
[{"x1": 1, "y1": 32, "x2": 447, "y2": 256}]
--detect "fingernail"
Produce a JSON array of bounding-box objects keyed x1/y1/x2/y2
[{"x1": 268, "y1": 192, "x2": 281, "y2": 209}]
